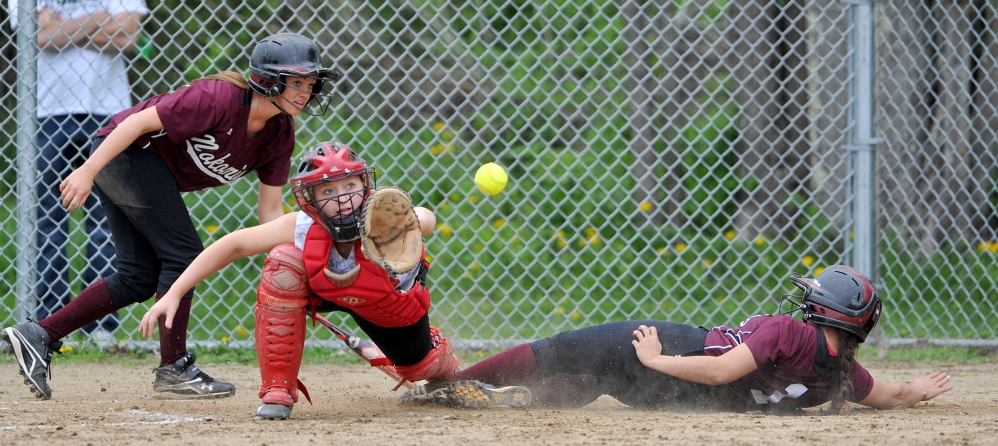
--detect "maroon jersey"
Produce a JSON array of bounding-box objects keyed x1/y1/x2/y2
[
  {"x1": 97, "y1": 79, "x2": 295, "y2": 191},
  {"x1": 703, "y1": 315, "x2": 874, "y2": 410}
]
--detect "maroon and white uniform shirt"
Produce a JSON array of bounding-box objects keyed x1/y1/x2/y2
[
  {"x1": 703, "y1": 314, "x2": 874, "y2": 410},
  {"x1": 97, "y1": 79, "x2": 295, "y2": 191}
]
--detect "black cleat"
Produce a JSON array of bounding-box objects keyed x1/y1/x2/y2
[{"x1": 398, "y1": 380, "x2": 531, "y2": 409}]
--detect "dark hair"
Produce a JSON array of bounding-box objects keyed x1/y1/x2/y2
[{"x1": 826, "y1": 330, "x2": 861, "y2": 414}]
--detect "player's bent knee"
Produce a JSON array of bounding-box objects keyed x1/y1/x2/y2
[{"x1": 258, "y1": 244, "x2": 310, "y2": 309}]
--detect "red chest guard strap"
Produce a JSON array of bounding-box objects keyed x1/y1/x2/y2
[{"x1": 301, "y1": 224, "x2": 431, "y2": 327}]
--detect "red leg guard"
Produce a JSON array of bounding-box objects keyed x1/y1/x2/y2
[
  {"x1": 255, "y1": 244, "x2": 310, "y2": 406},
  {"x1": 394, "y1": 327, "x2": 460, "y2": 382}
]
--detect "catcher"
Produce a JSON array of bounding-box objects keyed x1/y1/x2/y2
[{"x1": 140, "y1": 141, "x2": 466, "y2": 419}]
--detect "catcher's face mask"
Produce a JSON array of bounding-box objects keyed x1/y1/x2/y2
[{"x1": 291, "y1": 141, "x2": 375, "y2": 242}]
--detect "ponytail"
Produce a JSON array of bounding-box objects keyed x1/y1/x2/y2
[
  {"x1": 204, "y1": 71, "x2": 249, "y2": 90},
  {"x1": 826, "y1": 332, "x2": 861, "y2": 414}
]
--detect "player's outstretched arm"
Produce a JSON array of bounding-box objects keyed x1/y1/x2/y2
[
  {"x1": 138, "y1": 212, "x2": 298, "y2": 337},
  {"x1": 858, "y1": 372, "x2": 952, "y2": 410}
]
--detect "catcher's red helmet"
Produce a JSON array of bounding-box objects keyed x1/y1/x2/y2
[
  {"x1": 787, "y1": 265, "x2": 882, "y2": 342},
  {"x1": 291, "y1": 142, "x2": 374, "y2": 242},
  {"x1": 248, "y1": 33, "x2": 340, "y2": 115}
]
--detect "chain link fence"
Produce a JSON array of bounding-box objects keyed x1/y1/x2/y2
[{"x1": 1, "y1": 0, "x2": 996, "y2": 350}]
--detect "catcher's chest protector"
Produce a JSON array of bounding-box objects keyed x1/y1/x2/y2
[{"x1": 302, "y1": 225, "x2": 431, "y2": 327}]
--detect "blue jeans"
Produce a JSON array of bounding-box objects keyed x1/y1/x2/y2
[{"x1": 35, "y1": 114, "x2": 118, "y2": 332}]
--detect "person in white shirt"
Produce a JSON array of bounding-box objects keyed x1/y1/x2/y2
[{"x1": 8, "y1": 0, "x2": 147, "y2": 342}]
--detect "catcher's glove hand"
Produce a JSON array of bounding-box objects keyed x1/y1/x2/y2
[{"x1": 361, "y1": 187, "x2": 423, "y2": 275}]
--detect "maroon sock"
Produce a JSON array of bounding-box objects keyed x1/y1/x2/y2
[
  {"x1": 448, "y1": 343, "x2": 541, "y2": 384},
  {"x1": 39, "y1": 279, "x2": 117, "y2": 341},
  {"x1": 157, "y1": 292, "x2": 191, "y2": 366}
]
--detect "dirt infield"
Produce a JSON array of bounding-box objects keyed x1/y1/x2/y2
[{"x1": 1, "y1": 359, "x2": 997, "y2": 445}]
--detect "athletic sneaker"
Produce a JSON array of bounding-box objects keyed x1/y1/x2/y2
[
  {"x1": 2, "y1": 321, "x2": 62, "y2": 400},
  {"x1": 257, "y1": 403, "x2": 293, "y2": 420},
  {"x1": 152, "y1": 351, "x2": 236, "y2": 399},
  {"x1": 397, "y1": 380, "x2": 532, "y2": 409}
]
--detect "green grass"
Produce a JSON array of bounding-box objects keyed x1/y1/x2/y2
[{"x1": 1, "y1": 343, "x2": 993, "y2": 367}]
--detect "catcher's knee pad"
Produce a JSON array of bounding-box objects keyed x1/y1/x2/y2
[
  {"x1": 394, "y1": 327, "x2": 460, "y2": 382},
  {"x1": 255, "y1": 245, "x2": 309, "y2": 404},
  {"x1": 258, "y1": 244, "x2": 310, "y2": 309}
]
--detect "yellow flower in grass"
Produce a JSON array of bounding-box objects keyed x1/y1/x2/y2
[
  {"x1": 979, "y1": 242, "x2": 989, "y2": 252},
  {"x1": 676, "y1": 243, "x2": 687, "y2": 252},
  {"x1": 236, "y1": 326, "x2": 248, "y2": 336},
  {"x1": 802, "y1": 255, "x2": 814, "y2": 266},
  {"x1": 990, "y1": 242, "x2": 998, "y2": 254},
  {"x1": 429, "y1": 144, "x2": 447, "y2": 155},
  {"x1": 815, "y1": 267, "x2": 825, "y2": 275},
  {"x1": 432, "y1": 122, "x2": 446, "y2": 132},
  {"x1": 221, "y1": 337, "x2": 229, "y2": 343},
  {"x1": 206, "y1": 224, "x2": 218, "y2": 234},
  {"x1": 584, "y1": 227, "x2": 601, "y2": 245},
  {"x1": 60, "y1": 345, "x2": 74, "y2": 353},
  {"x1": 725, "y1": 230, "x2": 735, "y2": 240},
  {"x1": 571, "y1": 311, "x2": 582, "y2": 321},
  {"x1": 440, "y1": 224, "x2": 453, "y2": 236},
  {"x1": 703, "y1": 259, "x2": 714, "y2": 267},
  {"x1": 639, "y1": 201, "x2": 652, "y2": 212},
  {"x1": 657, "y1": 246, "x2": 667, "y2": 254},
  {"x1": 555, "y1": 230, "x2": 567, "y2": 248},
  {"x1": 493, "y1": 218, "x2": 506, "y2": 228},
  {"x1": 755, "y1": 236, "x2": 765, "y2": 246}
]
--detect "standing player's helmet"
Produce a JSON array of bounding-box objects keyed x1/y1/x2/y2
[
  {"x1": 784, "y1": 265, "x2": 882, "y2": 342},
  {"x1": 291, "y1": 142, "x2": 374, "y2": 243},
  {"x1": 249, "y1": 33, "x2": 340, "y2": 116}
]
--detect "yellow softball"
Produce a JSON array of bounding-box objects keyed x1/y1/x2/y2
[{"x1": 474, "y1": 162, "x2": 508, "y2": 195}]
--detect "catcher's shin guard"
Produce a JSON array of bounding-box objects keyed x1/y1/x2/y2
[
  {"x1": 256, "y1": 244, "x2": 310, "y2": 406},
  {"x1": 394, "y1": 327, "x2": 460, "y2": 382}
]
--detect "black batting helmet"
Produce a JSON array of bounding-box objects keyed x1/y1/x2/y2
[
  {"x1": 248, "y1": 33, "x2": 340, "y2": 115},
  {"x1": 786, "y1": 265, "x2": 882, "y2": 342}
]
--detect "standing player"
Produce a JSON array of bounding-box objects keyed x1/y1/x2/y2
[
  {"x1": 401, "y1": 266, "x2": 953, "y2": 413},
  {"x1": 3, "y1": 33, "x2": 338, "y2": 401},
  {"x1": 140, "y1": 142, "x2": 470, "y2": 420}
]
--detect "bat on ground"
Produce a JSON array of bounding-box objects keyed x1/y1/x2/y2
[{"x1": 312, "y1": 313, "x2": 417, "y2": 390}]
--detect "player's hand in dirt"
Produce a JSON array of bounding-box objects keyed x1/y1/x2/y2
[
  {"x1": 59, "y1": 165, "x2": 98, "y2": 211},
  {"x1": 912, "y1": 372, "x2": 953, "y2": 401},
  {"x1": 139, "y1": 294, "x2": 181, "y2": 338},
  {"x1": 631, "y1": 325, "x2": 663, "y2": 365}
]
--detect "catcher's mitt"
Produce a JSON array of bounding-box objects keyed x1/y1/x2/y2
[{"x1": 360, "y1": 187, "x2": 423, "y2": 275}]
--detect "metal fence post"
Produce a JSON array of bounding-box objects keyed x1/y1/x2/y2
[
  {"x1": 14, "y1": 0, "x2": 39, "y2": 322},
  {"x1": 846, "y1": 0, "x2": 880, "y2": 280}
]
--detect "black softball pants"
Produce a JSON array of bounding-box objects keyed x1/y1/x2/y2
[
  {"x1": 529, "y1": 320, "x2": 718, "y2": 409},
  {"x1": 91, "y1": 144, "x2": 203, "y2": 308}
]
